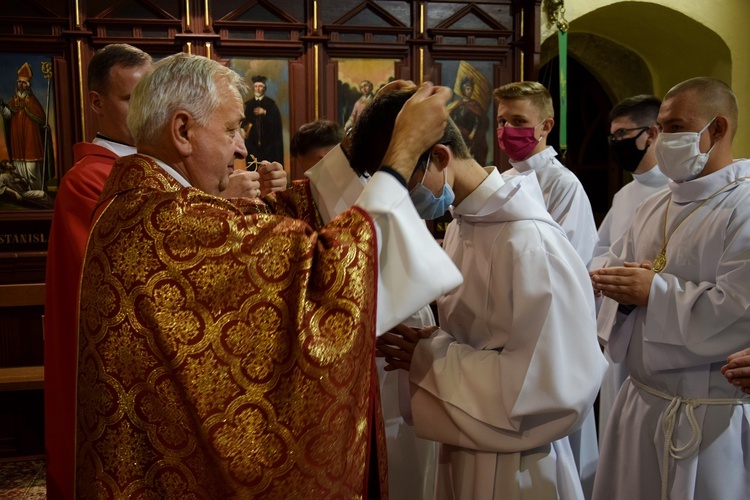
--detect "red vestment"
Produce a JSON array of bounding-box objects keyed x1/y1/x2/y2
[
  {"x1": 44, "y1": 143, "x2": 118, "y2": 500},
  {"x1": 7, "y1": 90, "x2": 46, "y2": 161},
  {"x1": 76, "y1": 155, "x2": 386, "y2": 498}
]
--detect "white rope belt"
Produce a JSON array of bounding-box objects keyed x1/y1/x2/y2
[{"x1": 630, "y1": 377, "x2": 750, "y2": 500}]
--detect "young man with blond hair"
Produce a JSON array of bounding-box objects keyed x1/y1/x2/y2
[
  {"x1": 495, "y1": 80, "x2": 600, "y2": 495},
  {"x1": 495, "y1": 81, "x2": 598, "y2": 266}
]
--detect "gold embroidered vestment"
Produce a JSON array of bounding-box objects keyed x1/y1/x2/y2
[{"x1": 76, "y1": 155, "x2": 386, "y2": 498}]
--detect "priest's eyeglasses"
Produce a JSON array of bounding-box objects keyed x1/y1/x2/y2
[{"x1": 607, "y1": 126, "x2": 649, "y2": 144}]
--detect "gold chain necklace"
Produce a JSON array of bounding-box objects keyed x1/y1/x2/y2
[{"x1": 653, "y1": 177, "x2": 749, "y2": 273}]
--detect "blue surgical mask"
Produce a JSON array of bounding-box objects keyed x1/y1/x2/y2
[{"x1": 409, "y1": 166, "x2": 455, "y2": 220}]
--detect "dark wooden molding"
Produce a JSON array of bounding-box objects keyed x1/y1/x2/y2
[
  {"x1": 92, "y1": 0, "x2": 180, "y2": 21},
  {"x1": 0, "y1": 0, "x2": 537, "y2": 271}
]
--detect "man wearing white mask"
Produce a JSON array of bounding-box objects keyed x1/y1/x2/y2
[{"x1": 591, "y1": 77, "x2": 750, "y2": 500}]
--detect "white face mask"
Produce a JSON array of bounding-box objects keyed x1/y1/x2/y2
[{"x1": 655, "y1": 117, "x2": 716, "y2": 182}]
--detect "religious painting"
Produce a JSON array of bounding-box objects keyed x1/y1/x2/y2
[
  {"x1": 0, "y1": 52, "x2": 58, "y2": 212},
  {"x1": 228, "y1": 58, "x2": 290, "y2": 169},
  {"x1": 335, "y1": 59, "x2": 397, "y2": 133},
  {"x1": 440, "y1": 60, "x2": 496, "y2": 168}
]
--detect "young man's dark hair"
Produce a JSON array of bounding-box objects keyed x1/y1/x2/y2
[
  {"x1": 348, "y1": 87, "x2": 471, "y2": 178},
  {"x1": 290, "y1": 119, "x2": 344, "y2": 157},
  {"x1": 88, "y1": 44, "x2": 152, "y2": 94},
  {"x1": 608, "y1": 94, "x2": 661, "y2": 126}
]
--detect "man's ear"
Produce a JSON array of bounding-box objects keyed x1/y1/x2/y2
[
  {"x1": 646, "y1": 125, "x2": 659, "y2": 145},
  {"x1": 711, "y1": 116, "x2": 730, "y2": 142},
  {"x1": 171, "y1": 111, "x2": 193, "y2": 157},
  {"x1": 89, "y1": 91, "x2": 103, "y2": 117},
  {"x1": 541, "y1": 117, "x2": 555, "y2": 137},
  {"x1": 431, "y1": 144, "x2": 451, "y2": 172}
]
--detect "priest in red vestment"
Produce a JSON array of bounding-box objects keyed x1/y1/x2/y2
[
  {"x1": 45, "y1": 45, "x2": 152, "y2": 500},
  {"x1": 45, "y1": 44, "x2": 284, "y2": 500},
  {"x1": 75, "y1": 53, "x2": 461, "y2": 497}
]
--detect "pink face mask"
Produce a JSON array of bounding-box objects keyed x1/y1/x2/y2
[{"x1": 497, "y1": 122, "x2": 544, "y2": 161}]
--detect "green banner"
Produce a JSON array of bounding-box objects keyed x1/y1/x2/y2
[{"x1": 558, "y1": 29, "x2": 568, "y2": 152}]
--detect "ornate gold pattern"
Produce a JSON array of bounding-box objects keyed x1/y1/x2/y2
[{"x1": 77, "y1": 155, "x2": 386, "y2": 497}]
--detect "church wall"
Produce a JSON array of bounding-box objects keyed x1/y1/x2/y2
[
  {"x1": 0, "y1": 0, "x2": 541, "y2": 458},
  {"x1": 543, "y1": 0, "x2": 750, "y2": 157}
]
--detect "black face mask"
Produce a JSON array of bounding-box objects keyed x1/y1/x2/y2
[{"x1": 610, "y1": 136, "x2": 648, "y2": 173}]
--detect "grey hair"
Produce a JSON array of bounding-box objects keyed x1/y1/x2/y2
[{"x1": 127, "y1": 52, "x2": 248, "y2": 147}]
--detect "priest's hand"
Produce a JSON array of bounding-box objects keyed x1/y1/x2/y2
[
  {"x1": 375, "y1": 79, "x2": 415, "y2": 99},
  {"x1": 380, "y1": 82, "x2": 452, "y2": 181},
  {"x1": 258, "y1": 161, "x2": 287, "y2": 196},
  {"x1": 376, "y1": 323, "x2": 437, "y2": 372},
  {"x1": 722, "y1": 348, "x2": 750, "y2": 394},
  {"x1": 591, "y1": 262, "x2": 654, "y2": 307},
  {"x1": 220, "y1": 169, "x2": 261, "y2": 199}
]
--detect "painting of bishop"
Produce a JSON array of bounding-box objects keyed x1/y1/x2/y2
[{"x1": 0, "y1": 55, "x2": 57, "y2": 210}]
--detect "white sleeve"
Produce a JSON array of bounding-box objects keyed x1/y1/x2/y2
[
  {"x1": 548, "y1": 180, "x2": 599, "y2": 266},
  {"x1": 590, "y1": 208, "x2": 614, "y2": 271},
  {"x1": 642, "y1": 200, "x2": 750, "y2": 371},
  {"x1": 355, "y1": 172, "x2": 462, "y2": 336},
  {"x1": 409, "y1": 242, "x2": 606, "y2": 453},
  {"x1": 306, "y1": 148, "x2": 462, "y2": 336}
]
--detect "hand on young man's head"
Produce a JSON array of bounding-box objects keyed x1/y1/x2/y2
[
  {"x1": 381, "y1": 82, "x2": 453, "y2": 180},
  {"x1": 375, "y1": 79, "x2": 416, "y2": 99}
]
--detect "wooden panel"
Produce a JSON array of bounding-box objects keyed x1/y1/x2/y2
[
  {"x1": 0, "y1": 366, "x2": 44, "y2": 392},
  {"x1": 0, "y1": 283, "x2": 45, "y2": 387},
  {"x1": 0, "y1": 284, "x2": 45, "y2": 308}
]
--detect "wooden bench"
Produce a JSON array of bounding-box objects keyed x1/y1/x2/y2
[{"x1": 0, "y1": 283, "x2": 45, "y2": 391}]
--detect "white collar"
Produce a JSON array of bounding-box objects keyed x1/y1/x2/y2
[
  {"x1": 453, "y1": 167, "x2": 503, "y2": 215},
  {"x1": 632, "y1": 165, "x2": 668, "y2": 188},
  {"x1": 508, "y1": 146, "x2": 558, "y2": 172},
  {"x1": 92, "y1": 135, "x2": 137, "y2": 158},
  {"x1": 670, "y1": 159, "x2": 750, "y2": 203}
]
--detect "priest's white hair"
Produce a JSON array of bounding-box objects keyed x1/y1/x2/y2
[{"x1": 127, "y1": 52, "x2": 248, "y2": 147}]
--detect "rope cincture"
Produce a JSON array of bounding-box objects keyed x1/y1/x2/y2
[{"x1": 630, "y1": 377, "x2": 750, "y2": 500}]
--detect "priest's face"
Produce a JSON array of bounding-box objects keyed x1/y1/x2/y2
[
  {"x1": 186, "y1": 79, "x2": 247, "y2": 195},
  {"x1": 94, "y1": 63, "x2": 151, "y2": 145}
]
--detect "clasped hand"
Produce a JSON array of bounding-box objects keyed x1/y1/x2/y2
[
  {"x1": 376, "y1": 323, "x2": 437, "y2": 372},
  {"x1": 220, "y1": 161, "x2": 286, "y2": 199},
  {"x1": 722, "y1": 348, "x2": 750, "y2": 395},
  {"x1": 590, "y1": 261, "x2": 655, "y2": 307}
]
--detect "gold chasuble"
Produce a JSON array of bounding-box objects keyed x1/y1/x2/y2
[{"x1": 76, "y1": 155, "x2": 387, "y2": 498}]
